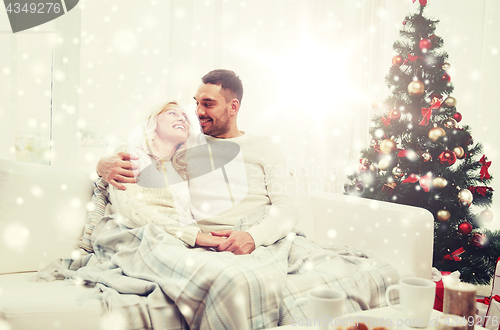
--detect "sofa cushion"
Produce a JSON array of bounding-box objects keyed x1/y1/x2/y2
[
  {"x1": 77, "y1": 177, "x2": 113, "y2": 254},
  {"x1": 0, "y1": 273, "x2": 102, "y2": 330},
  {"x1": 0, "y1": 160, "x2": 93, "y2": 274}
]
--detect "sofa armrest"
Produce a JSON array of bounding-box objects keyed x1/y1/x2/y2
[
  {"x1": 309, "y1": 192, "x2": 434, "y2": 279},
  {"x1": 0, "y1": 160, "x2": 93, "y2": 274}
]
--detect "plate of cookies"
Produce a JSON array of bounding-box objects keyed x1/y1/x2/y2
[{"x1": 332, "y1": 316, "x2": 393, "y2": 330}]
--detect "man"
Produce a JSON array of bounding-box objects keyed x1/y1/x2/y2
[{"x1": 96, "y1": 69, "x2": 297, "y2": 255}]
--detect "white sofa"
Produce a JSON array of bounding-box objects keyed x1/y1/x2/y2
[{"x1": 0, "y1": 159, "x2": 434, "y2": 330}]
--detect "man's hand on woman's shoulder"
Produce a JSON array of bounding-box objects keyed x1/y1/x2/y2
[{"x1": 97, "y1": 152, "x2": 140, "y2": 190}]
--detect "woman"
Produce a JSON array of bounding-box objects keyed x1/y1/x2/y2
[{"x1": 108, "y1": 101, "x2": 221, "y2": 247}]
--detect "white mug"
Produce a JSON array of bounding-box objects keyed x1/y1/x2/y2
[
  {"x1": 292, "y1": 288, "x2": 346, "y2": 330},
  {"x1": 386, "y1": 277, "x2": 436, "y2": 328}
]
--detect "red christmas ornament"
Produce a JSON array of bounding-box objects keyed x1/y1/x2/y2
[
  {"x1": 402, "y1": 21, "x2": 407, "y2": 25},
  {"x1": 453, "y1": 112, "x2": 462, "y2": 123},
  {"x1": 358, "y1": 164, "x2": 368, "y2": 173},
  {"x1": 397, "y1": 149, "x2": 410, "y2": 158},
  {"x1": 389, "y1": 109, "x2": 401, "y2": 120},
  {"x1": 419, "y1": 38, "x2": 432, "y2": 51},
  {"x1": 441, "y1": 73, "x2": 451, "y2": 82},
  {"x1": 471, "y1": 232, "x2": 487, "y2": 248},
  {"x1": 392, "y1": 55, "x2": 404, "y2": 66},
  {"x1": 438, "y1": 150, "x2": 457, "y2": 165},
  {"x1": 458, "y1": 222, "x2": 473, "y2": 235},
  {"x1": 412, "y1": 0, "x2": 427, "y2": 6}
]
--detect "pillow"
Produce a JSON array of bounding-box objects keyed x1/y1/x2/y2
[
  {"x1": 78, "y1": 146, "x2": 129, "y2": 253},
  {"x1": 77, "y1": 177, "x2": 112, "y2": 253}
]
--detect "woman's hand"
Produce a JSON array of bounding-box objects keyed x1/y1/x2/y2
[
  {"x1": 97, "y1": 152, "x2": 139, "y2": 190},
  {"x1": 195, "y1": 232, "x2": 226, "y2": 248}
]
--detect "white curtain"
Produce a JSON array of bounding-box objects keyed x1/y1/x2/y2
[{"x1": 2, "y1": 0, "x2": 499, "y2": 210}]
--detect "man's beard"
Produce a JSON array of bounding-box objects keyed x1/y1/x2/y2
[{"x1": 201, "y1": 112, "x2": 231, "y2": 137}]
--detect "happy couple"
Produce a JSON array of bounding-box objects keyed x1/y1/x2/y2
[{"x1": 96, "y1": 69, "x2": 298, "y2": 255}]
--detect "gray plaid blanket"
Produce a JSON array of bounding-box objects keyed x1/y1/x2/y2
[{"x1": 36, "y1": 215, "x2": 399, "y2": 330}]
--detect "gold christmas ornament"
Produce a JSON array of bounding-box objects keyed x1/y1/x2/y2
[
  {"x1": 443, "y1": 118, "x2": 458, "y2": 129},
  {"x1": 432, "y1": 177, "x2": 448, "y2": 189},
  {"x1": 458, "y1": 189, "x2": 473, "y2": 206},
  {"x1": 453, "y1": 146, "x2": 465, "y2": 159},
  {"x1": 370, "y1": 164, "x2": 379, "y2": 172},
  {"x1": 442, "y1": 63, "x2": 451, "y2": 71},
  {"x1": 379, "y1": 139, "x2": 397, "y2": 154},
  {"x1": 428, "y1": 127, "x2": 446, "y2": 142},
  {"x1": 378, "y1": 159, "x2": 391, "y2": 171},
  {"x1": 407, "y1": 80, "x2": 425, "y2": 96},
  {"x1": 437, "y1": 209, "x2": 451, "y2": 222},
  {"x1": 392, "y1": 166, "x2": 404, "y2": 178},
  {"x1": 422, "y1": 152, "x2": 432, "y2": 162},
  {"x1": 444, "y1": 97, "x2": 457, "y2": 107},
  {"x1": 361, "y1": 158, "x2": 369, "y2": 166}
]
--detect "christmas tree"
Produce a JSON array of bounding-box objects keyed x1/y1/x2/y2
[{"x1": 344, "y1": 0, "x2": 499, "y2": 285}]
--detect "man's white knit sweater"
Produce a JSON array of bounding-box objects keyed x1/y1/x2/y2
[{"x1": 188, "y1": 132, "x2": 298, "y2": 248}]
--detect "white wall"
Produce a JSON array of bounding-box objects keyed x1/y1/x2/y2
[{"x1": 2, "y1": 0, "x2": 499, "y2": 226}]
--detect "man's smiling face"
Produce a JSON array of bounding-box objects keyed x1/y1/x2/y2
[{"x1": 194, "y1": 83, "x2": 232, "y2": 138}]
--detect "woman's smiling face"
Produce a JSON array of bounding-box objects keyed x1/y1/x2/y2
[{"x1": 156, "y1": 105, "x2": 190, "y2": 144}]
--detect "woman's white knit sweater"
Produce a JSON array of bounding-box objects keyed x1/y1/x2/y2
[{"x1": 108, "y1": 145, "x2": 199, "y2": 247}]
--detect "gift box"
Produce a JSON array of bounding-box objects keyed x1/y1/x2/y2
[
  {"x1": 492, "y1": 257, "x2": 500, "y2": 296},
  {"x1": 477, "y1": 300, "x2": 488, "y2": 321},
  {"x1": 483, "y1": 298, "x2": 500, "y2": 330},
  {"x1": 433, "y1": 268, "x2": 460, "y2": 312},
  {"x1": 475, "y1": 257, "x2": 500, "y2": 328}
]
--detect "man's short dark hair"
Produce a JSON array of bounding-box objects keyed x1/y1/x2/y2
[{"x1": 202, "y1": 69, "x2": 243, "y2": 104}]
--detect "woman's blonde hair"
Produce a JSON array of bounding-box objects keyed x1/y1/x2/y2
[{"x1": 139, "y1": 101, "x2": 191, "y2": 179}]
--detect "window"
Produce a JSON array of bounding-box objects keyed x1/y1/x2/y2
[
  {"x1": 1, "y1": 9, "x2": 82, "y2": 169},
  {"x1": 1, "y1": 32, "x2": 54, "y2": 164}
]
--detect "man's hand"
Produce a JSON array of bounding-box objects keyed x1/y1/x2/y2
[
  {"x1": 195, "y1": 232, "x2": 227, "y2": 248},
  {"x1": 211, "y1": 230, "x2": 255, "y2": 255},
  {"x1": 97, "y1": 152, "x2": 140, "y2": 190}
]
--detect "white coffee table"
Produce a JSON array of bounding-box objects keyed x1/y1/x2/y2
[{"x1": 268, "y1": 306, "x2": 485, "y2": 329}]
